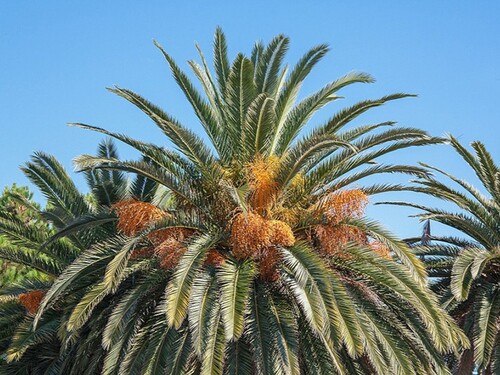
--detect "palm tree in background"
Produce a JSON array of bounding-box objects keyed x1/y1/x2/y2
[
  {"x1": 384, "y1": 137, "x2": 500, "y2": 374},
  {"x1": 0, "y1": 140, "x2": 162, "y2": 373},
  {"x1": 0, "y1": 184, "x2": 47, "y2": 287},
  {"x1": 4, "y1": 29, "x2": 468, "y2": 374}
]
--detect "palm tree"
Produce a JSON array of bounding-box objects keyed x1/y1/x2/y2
[
  {"x1": 24, "y1": 29, "x2": 468, "y2": 374},
  {"x1": 0, "y1": 184, "x2": 47, "y2": 288},
  {"x1": 0, "y1": 140, "x2": 162, "y2": 373},
  {"x1": 384, "y1": 137, "x2": 500, "y2": 374}
]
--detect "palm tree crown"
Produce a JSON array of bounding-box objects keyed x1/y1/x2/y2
[
  {"x1": 3, "y1": 29, "x2": 467, "y2": 374},
  {"x1": 386, "y1": 137, "x2": 500, "y2": 374}
]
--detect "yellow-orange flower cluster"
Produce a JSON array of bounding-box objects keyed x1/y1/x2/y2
[
  {"x1": 18, "y1": 290, "x2": 46, "y2": 314},
  {"x1": 315, "y1": 225, "x2": 367, "y2": 257},
  {"x1": 112, "y1": 199, "x2": 168, "y2": 236},
  {"x1": 314, "y1": 189, "x2": 369, "y2": 256},
  {"x1": 231, "y1": 212, "x2": 273, "y2": 259},
  {"x1": 319, "y1": 189, "x2": 368, "y2": 224},
  {"x1": 126, "y1": 226, "x2": 195, "y2": 270},
  {"x1": 369, "y1": 240, "x2": 392, "y2": 259},
  {"x1": 269, "y1": 220, "x2": 296, "y2": 247},
  {"x1": 230, "y1": 212, "x2": 295, "y2": 281},
  {"x1": 247, "y1": 156, "x2": 280, "y2": 213}
]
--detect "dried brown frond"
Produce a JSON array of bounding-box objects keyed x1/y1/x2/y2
[
  {"x1": 112, "y1": 199, "x2": 168, "y2": 236},
  {"x1": 154, "y1": 238, "x2": 186, "y2": 270},
  {"x1": 19, "y1": 290, "x2": 46, "y2": 314},
  {"x1": 247, "y1": 155, "x2": 280, "y2": 213},
  {"x1": 259, "y1": 247, "x2": 281, "y2": 282},
  {"x1": 205, "y1": 249, "x2": 226, "y2": 267},
  {"x1": 230, "y1": 212, "x2": 273, "y2": 259},
  {"x1": 369, "y1": 240, "x2": 392, "y2": 259},
  {"x1": 315, "y1": 224, "x2": 367, "y2": 257}
]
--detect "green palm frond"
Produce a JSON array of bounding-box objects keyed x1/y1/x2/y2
[
  {"x1": 217, "y1": 258, "x2": 256, "y2": 341},
  {"x1": 225, "y1": 338, "x2": 254, "y2": 375},
  {"x1": 108, "y1": 86, "x2": 216, "y2": 168},
  {"x1": 266, "y1": 292, "x2": 300, "y2": 375},
  {"x1": 280, "y1": 243, "x2": 331, "y2": 335},
  {"x1": 85, "y1": 138, "x2": 129, "y2": 207},
  {"x1": 66, "y1": 249, "x2": 142, "y2": 332},
  {"x1": 188, "y1": 269, "x2": 218, "y2": 357},
  {"x1": 6, "y1": 314, "x2": 60, "y2": 362},
  {"x1": 166, "y1": 232, "x2": 221, "y2": 328},
  {"x1": 247, "y1": 282, "x2": 281, "y2": 375},
  {"x1": 224, "y1": 54, "x2": 257, "y2": 161},
  {"x1": 346, "y1": 217, "x2": 427, "y2": 281},
  {"x1": 387, "y1": 139, "x2": 499, "y2": 372},
  {"x1": 34, "y1": 235, "x2": 127, "y2": 327},
  {"x1": 272, "y1": 72, "x2": 375, "y2": 155},
  {"x1": 213, "y1": 27, "x2": 230, "y2": 97},
  {"x1": 474, "y1": 287, "x2": 500, "y2": 369},
  {"x1": 21, "y1": 152, "x2": 90, "y2": 224}
]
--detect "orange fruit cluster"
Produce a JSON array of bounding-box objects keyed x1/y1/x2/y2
[
  {"x1": 247, "y1": 156, "x2": 280, "y2": 213},
  {"x1": 112, "y1": 199, "x2": 168, "y2": 236},
  {"x1": 19, "y1": 290, "x2": 47, "y2": 314},
  {"x1": 149, "y1": 228, "x2": 194, "y2": 270},
  {"x1": 321, "y1": 189, "x2": 368, "y2": 225},
  {"x1": 315, "y1": 224, "x2": 367, "y2": 257},
  {"x1": 205, "y1": 249, "x2": 226, "y2": 267},
  {"x1": 369, "y1": 240, "x2": 392, "y2": 259},
  {"x1": 230, "y1": 212, "x2": 295, "y2": 259},
  {"x1": 230, "y1": 212, "x2": 295, "y2": 281},
  {"x1": 314, "y1": 189, "x2": 369, "y2": 256}
]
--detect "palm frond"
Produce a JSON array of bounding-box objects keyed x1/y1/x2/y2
[
  {"x1": 166, "y1": 232, "x2": 221, "y2": 328},
  {"x1": 217, "y1": 258, "x2": 256, "y2": 341}
]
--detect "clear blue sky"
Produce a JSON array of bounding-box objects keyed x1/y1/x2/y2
[{"x1": 1, "y1": 1, "x2": 499, "y2": 238}]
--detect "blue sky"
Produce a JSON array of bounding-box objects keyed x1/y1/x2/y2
[{"x1": 1, "y1": 1, "x2": 499, "y2": 238}]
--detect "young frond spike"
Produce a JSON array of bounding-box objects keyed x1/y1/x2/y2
[{"x1": 213, "y1": 26, "x2": 230, "y2": 96}]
